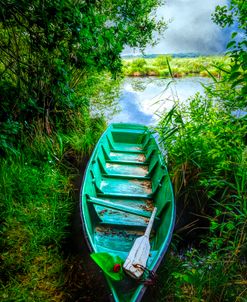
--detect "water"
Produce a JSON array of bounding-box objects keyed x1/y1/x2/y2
[{"x1": 108, "y1": 77, "x2": 212, "y2": 125}]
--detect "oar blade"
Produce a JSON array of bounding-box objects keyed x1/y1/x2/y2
[
  {"x1": 123, "y1": 207, "x2": 157, "y2": 279},
  {"x1": 123, "y1": 236, "x2": 150, "y2": 279}
]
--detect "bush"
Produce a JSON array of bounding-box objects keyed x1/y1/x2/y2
[{"x1": 154, "y1": 55, "x2": 172, "y2": 68}]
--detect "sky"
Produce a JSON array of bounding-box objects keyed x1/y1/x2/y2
[{"x1": 124, "y1": 0, "x2": 229, "y2": 55}]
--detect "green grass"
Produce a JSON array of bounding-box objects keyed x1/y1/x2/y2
[
  {"x1": 0, "y1": 159, "x2": 72, "y2": 301},
  {"x1": 122, "y1": 55, "x2": 231, "y2": 78},
  {"x1": 155, "y1": 245, "x2": 247, "y2": 302},
  {"x1": 0, "y1": 114, "x2": 106, "y2": 301}
]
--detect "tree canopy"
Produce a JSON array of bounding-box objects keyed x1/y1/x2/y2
[
  {"x1": 212, "y1": 0, "x2": 247, "y2": 107},
  {"x1": 0, "y1": 0, "x2": 165, "y2": 135}
]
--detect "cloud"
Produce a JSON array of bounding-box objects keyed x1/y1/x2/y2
[{"x1": 124, "y1": 0, "x2": 229, "y2": 54}]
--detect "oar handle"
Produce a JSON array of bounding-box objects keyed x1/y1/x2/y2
[{"x1": 144, "y1": 207, "x2": 157, "y2": 238}]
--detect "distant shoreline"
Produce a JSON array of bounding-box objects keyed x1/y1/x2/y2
[
  {"x1": 122, "y1": 55, "x2": 229, "y2": 78},
  {"x1": 121, "y1": 52, "x2": 226, "y2": 59}
]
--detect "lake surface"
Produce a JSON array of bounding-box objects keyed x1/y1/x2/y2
[{"x1": 108, "y1": 77, "x2": 212, "y2": 125}]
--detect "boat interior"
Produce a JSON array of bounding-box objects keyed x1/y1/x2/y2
[{"x1": 82, "y1": 124, "x2": 174, "y2": 263}]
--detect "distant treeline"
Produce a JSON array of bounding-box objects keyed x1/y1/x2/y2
[{"x1": 121, "y1": 52, "x2": 224, "y2": 59}]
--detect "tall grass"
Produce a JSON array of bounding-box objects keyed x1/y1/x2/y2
[{"x1": 156, "y1": 91, "x2": 247, "y2": 301}]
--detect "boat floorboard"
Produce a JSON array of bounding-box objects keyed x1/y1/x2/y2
[
  {"x1": 96, "y1": 206, "x2": 149, "y2": 227},
  {"x1": 100, "y1": 177, "x2": 152, "y2": 195},
  {"x1": 91, "y1": 194, "x2": 155, "y2": 229},
  {"x1": 95, "y1": 197, "x2": 154, "y2": 211},
  {"x1": 105, "y1": 162, "x2": 148, "y2": 177},
  {"x1": 112, "y1": 143, "x2": 144, "y2": 152},
  {"x1": 109, "y1": 152, "x2": 146, "y2": 162},
  {"x1": 94, "y1": 225, "x2": 155, "y2": 252}
]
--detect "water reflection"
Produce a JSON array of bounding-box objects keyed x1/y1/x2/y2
[{"x1": 108, "y1": 77, "x2": 212, "y2": 125}]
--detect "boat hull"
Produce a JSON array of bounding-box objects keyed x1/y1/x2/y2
[{"x1": 80, "y1": 123, "x2": 175, "y2": 302}]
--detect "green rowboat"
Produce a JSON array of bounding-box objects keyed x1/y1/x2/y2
[{"x1": 80, "y1": 123, "x2": 175, "y2": 302}]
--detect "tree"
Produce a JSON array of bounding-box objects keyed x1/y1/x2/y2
[
  {"x1": 0, "y1": 0, "x2": 165, "y2": 135},
  {"x1": 212, "y1": 0, "x2": 247, "y2": 108}
]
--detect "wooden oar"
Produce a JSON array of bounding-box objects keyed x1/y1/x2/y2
[{"x1": 123, "y1": 207, "x2": 157, "y2": 279}]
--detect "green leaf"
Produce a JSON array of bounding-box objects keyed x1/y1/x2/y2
[
  {"x1": 90, "y1": 252, "x2": 125, "y2": 281},
  {"x1": 182, "y1": 274, "x2": 192, "y2": 283},
  {"x1": 226, "y1": 222, "x2": 235, "y2": 231},
  {"x1": 231, "y1": 78, "x2": 243, "y2": 88},
  {"x1": 231, "y1": 64, "x2": 240, "y2": 72},
  {"x1": 229, "y1": 71, "x2": 241, "y2": 81},
  {"x1": 227, "y1": 41, "x2": 236, "y2": 49},
  {"x1": 166, "y1": 58, "x2": 173, "y2": 78},
  {"x1": 203, "y1": 67, "x2": 218, "y2": 82}
]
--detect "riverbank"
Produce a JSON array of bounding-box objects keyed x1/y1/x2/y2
[{"x1": 122, "y1": 55, "x2": 230, "y2": 78}]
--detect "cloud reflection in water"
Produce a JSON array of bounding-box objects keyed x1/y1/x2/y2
[{"x1": 109, "y1": 77, "x2": 211, "y2": 126}]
